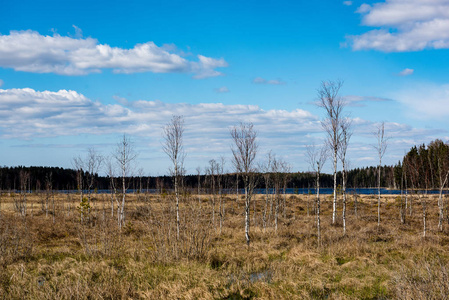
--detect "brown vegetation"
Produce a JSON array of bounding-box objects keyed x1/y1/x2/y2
[{"x1": 1, "y1": 191, "x2": 449, "y2": 299}]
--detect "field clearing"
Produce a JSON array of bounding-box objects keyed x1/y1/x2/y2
[{"x1": 1, "y1": 191, "x2": 449, "y2": 299}]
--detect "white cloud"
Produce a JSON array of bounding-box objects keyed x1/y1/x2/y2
[
  {"x1": 349, "y1": 0, "x2": 449, "y2": 52},
  {"x1": 215, "y1": 86, "x2": 229, "y2": 93},
  {"x1": 392, "y1": 83, "x2": 449, "y2": 119},
  {"x1": 343, "y1": 1, "x2": 353, "y2": 6},
  {"x1": 343, "y1": 95, "x2": 392, "y2": 107},
  {"x1": 0, "y1": 30, "x2": 228, "y2": 77},
  {"x1": 398, "y1": 68, "x2": 414, "y2": 76},
  {"x1": 252, "y1": 77, "x2": 285, "y2": 85}
]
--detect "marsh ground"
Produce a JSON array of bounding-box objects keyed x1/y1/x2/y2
[{"x1": 0, "y1": 191, "x2": 448, "y2": 299}]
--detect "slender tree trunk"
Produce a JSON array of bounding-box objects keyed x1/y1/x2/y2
[
  {"x1": 404, "y1": 166, "x2": 410, "y2": 216},
  {"x1": 400, "y1": 168, "x2": 405, "y2": 224},
  {"x1": 400, "y1": 187, "x2": 405, "y2": 224},
  {"x1": 332, "y1": 148, "x2": 337, "y2": 224},
  {"x1": 342, "y1": 165, "x2": 347, "y2": 235},
  {"x1": 378, "y1": 162, "x2": 381, "y2": 227},
  {"x1": 283, "y1": 185, "x2": 287, "y2": 219},
  {"x1": 211, "y1": 175, "x2": 215, "y2": 227},
  {"x1": 438, "y1": 171, "x2": 449, "y2": 231},
  {"x1": 121, "y1": 169, "x2": 126, "y2": 228},
  {"x1": 263, "y1": 179, "x2": 269, "y2": 231},
  {"x1": 268, "y1": 193, "x2": 273, "y2": 226},
  {"x1": 275, "y1": 183, "x2": 280, "y2": 233},
  {"x1": 439, "y1": 188, "x2": 444, "y2": 231},
  {"x1": 175, "y1": 170, "x2": 180, "y2": 240},
  {"x1": 219, "y1": 191, "x2": 224, "y2": 234},
  {"x1": 52, "y1": 192, "x2": 55, "y2": 224},
  {"x1": 317, "y1": 169, "x2": 321, "y2": 246},
  {"x1": 421, "y1": 195, "x2": 427, "y2": 238},
  {"x1": 377, "y1": 164, "x2": 380, "y2": 227},
  {"x1": 245, "y1": 181, "x2": 250, "y2": 247},
  {"x1": 198, "y1": 175, "x2": 201, "y2": 205},
  {"x1": 275, "y1": 194, "x2": 279, "y2": 233}
]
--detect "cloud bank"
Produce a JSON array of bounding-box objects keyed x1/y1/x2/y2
[
  {"x1": 0, "y1": 88, "x2": 320, "y2": 160},
  {"x1": 0, "y1": 87, "x2": 442, "y2": 172},
  {"x1": 349, "y1": 0, "x2": 449, "y2": 52},
  {"x1": 0, "y1": 30, "x2": 228, "y2": 77}
]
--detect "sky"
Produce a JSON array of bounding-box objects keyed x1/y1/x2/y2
[{"x1": 1, "y1": 0, "x2": 449, "y2": 175}]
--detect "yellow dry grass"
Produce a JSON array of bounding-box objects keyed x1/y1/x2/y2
[{"x1": 0, "y1": 191, "x2": 448, "y2": 299}]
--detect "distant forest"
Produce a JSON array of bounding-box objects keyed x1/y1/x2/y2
[
  {"x1": 1, "y1": 139, "x2": 447, "y2": 193},
  {"x1": 0, "y1": 164, "x2": 400, "y2": 192}
]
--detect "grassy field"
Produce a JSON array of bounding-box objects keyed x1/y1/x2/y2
[{"x1": 1, "y1": 191, "x2": 449, "y2": 299}]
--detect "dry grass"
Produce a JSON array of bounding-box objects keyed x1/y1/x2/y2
[{"x1": 0, "y1": 191, "x2": 448, "y2": 299}]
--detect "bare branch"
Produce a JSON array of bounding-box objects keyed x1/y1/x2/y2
[{"x1": 316, "y1": 80, "x2": 346, "y2": 225}]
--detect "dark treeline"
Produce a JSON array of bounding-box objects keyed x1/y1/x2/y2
[
  {"x1": 6, "y1": 138, "x2": 445, "y2": 192},
  {"x1": 398, "y1": 139, "x2": 449, "y2": 191},
  {"x1": 0, "y1": 166, "x2": 78, "y2": 191},
  {"x1": 9, "y1": 137, "x2": 449, "y2": 193},
  {"x1": 0, "y1": 165, "x2": 401, "y2": 192}
]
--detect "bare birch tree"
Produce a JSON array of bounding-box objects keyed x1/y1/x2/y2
[
  {"x1": 163, "y1": 115, "x2": 185, "y2": 240},
  {"x1": 281, "y1": 161, "x2": 291, "y2": 220},
  {"x1": 207, "y1": 159, "x2": 217, "y2": 226},
  {"x1": 428, "y1": 140, "x2": 449, "y2": 231},
  {"x1": 45, "y1": 172, "x2": 54, "y2": 223},
  {"x1": 106, "y1": 157, "x2": 117, "y2": 218},
  {"x1": 317, "y1": 80, "x2": 345, "y2": 225},
  {"x1": 113, "y1": 134, "x2": 137, "y2": 229},
  {"x1": 230, "y1": 122, "x2": 257, "y2": 246},
  {"x1": 339, "y1": 120, "x2": 352, "y2": 235},
  {"x1": 218, "y1": 157, "x2": 226, "y2": 233},
  {"x1": 307, "y1": 144, "x2": 327, "y2": 246},
  {"x1": 86, "y1": 148, "x2": 103, "y2": 204},
  {"x1": 14, "y1": 170, "x2": 29, "y2": 217},
  {"x1": 259, "y1": 151, "x2": 273, "y2": 231},
  {"x1": 271, "y1": 157, "x2": 282, "y2": 233},
  {"x1": 74, "y1": 148, "x2": 103, "y2": 209},
  {"x1": 72, "y1": 156, "x2": 85, "y2": 209},
  {"x1": 374, "y1": 122, "x2": 388, "y2": 227},
  {"x1": 196, "y1": 167, "x2": 202, "y2": 205}
]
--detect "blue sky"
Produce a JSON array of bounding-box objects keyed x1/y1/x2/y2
[{"x1": 1, "y1": 0, "x2": 449, "y2": 175}]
